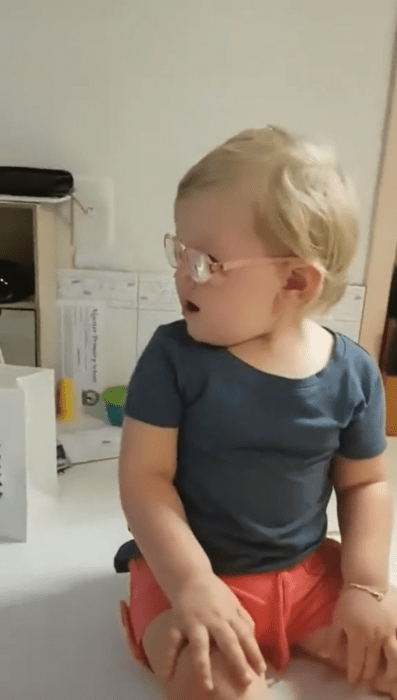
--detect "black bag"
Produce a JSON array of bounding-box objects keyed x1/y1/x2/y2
[
  {"x1": 0, "y1": 167, "x2": 74, "y2": 198},
  {"x1": 114, "y1": 540, "x2": 142, "y2": 573}
]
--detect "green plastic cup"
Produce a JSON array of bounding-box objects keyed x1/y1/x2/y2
[{"x1": 102, "y1": 385, "x2": 128, "y2": 426}]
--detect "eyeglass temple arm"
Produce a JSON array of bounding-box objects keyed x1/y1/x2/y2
[{"x1": 221, "y1": 257, "x2": 304, "y2": 272}]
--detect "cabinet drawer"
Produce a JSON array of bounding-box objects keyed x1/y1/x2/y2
[{"x1": 0, "y1": 309, "x2": 36, "y2": 366}]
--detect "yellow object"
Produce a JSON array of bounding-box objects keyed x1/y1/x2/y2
[{"x1": 57, "y1": 378, "x2": 75, "y2": 421}]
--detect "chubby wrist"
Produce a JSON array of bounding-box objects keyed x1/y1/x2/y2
[
  {"x1": 340, "y1": 582, "x2": 388, "y2": 601},
  {"x1": 169, "y1": 568, "x2": 215, "y2": 601}
]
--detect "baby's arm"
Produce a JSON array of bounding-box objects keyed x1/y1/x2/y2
[
  {"x1": 332, "y1": 451, "x2": 392, "y2": 593},
  {"x1": 118, "y1": 416, "x2": 214, "y2": 601},
  {"x1": 118, "y1": 416, "x2": 267, "y2": 690}
]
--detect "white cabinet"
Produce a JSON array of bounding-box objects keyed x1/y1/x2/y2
[{"x1": 0, "y1": 309, "x2": 35, "y2": 366}]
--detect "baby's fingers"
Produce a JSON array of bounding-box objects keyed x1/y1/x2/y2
[
  {"x1": 215, "y1": 626, "x2": 256, "y2": 686},
  {"x1": 231, "y1": 619, "x2": 267, "y2": 677},
  {"x1": 162, "y1": 627, "x2": 184, "y2": 680},
  {"x1": 189, "y1": 627, "x2": 214, "y2": 691}
]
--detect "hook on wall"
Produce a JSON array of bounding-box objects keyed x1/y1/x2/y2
[{"x1": 71, "y1": 192, "x2": 95, "y2": 215}]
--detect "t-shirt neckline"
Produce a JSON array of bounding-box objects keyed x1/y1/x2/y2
[{"x1": 219, "y1": 326, "x2": 340, "y2": 389}]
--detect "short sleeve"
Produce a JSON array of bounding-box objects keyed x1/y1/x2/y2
[
  {"x1": 124, "y1": 326, "x2": 183, "y2": 427},
  {"x1": 337, "y1": 360, "x2": 387, "y2": 459}
]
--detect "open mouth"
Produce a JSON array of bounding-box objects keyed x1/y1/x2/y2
[{"x1": 184, "y1": 300, "x2": 200, "y2": 313}]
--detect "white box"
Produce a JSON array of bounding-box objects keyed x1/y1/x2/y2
[{"x1": 0, "y1": 365, "x2": 58, "y2": 543}]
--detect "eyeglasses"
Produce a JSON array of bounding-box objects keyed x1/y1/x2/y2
[{"x1": 164, "y1": 233, "x2": 306, "y2": 284}]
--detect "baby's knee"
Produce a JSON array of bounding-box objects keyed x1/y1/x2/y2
[{"x1": 161, "y1": 644, "x2": 270, "y2": 700}]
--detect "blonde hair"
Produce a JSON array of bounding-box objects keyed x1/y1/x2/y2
[{"x1": 176, "y1": 126, "x2": 360, "y2": 316}]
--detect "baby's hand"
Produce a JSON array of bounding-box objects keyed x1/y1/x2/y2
[{"x1": 163, "y1": 573, "x2": 267, "y2": 692}]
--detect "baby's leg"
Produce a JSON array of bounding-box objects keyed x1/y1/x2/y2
[{"x1": 142, "y1": 609, "x2": 271, "y2": 700}]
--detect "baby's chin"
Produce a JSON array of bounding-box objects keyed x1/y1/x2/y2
[
  {"x1": 183, "y1": 319, "x2": 224, "y2": 347},
  {"x1": 183, "y1": 319, "x2": 247, "y2": 349}
]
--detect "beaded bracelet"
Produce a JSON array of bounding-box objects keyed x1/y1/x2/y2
[{"x1": 343, "y1": 583, "x2": 386, "y2": 602}]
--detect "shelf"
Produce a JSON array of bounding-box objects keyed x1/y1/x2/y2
[
  {"x1": 0, "y1": 201, "x2": 60, "y2": 369},
  {"x1": 0, "y1": 195, "x2": 71, "y2": 205},
  {"x1": 0, "y1": 295, "x2": 36, "y2": 310}
]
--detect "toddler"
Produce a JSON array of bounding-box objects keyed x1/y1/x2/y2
[{"x1": 116, "y1": 126, "x2": 397, "y2": 699}]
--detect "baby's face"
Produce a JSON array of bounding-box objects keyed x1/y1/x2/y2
[{"x1": 173, "y1": 187, "x2": 291, "y2": 348}]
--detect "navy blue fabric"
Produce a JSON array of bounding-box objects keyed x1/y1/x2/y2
[{"x1": 117, "y1": 320, "x2": 387, "y2": 576}]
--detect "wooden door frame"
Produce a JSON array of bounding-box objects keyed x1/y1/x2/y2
[{"x1": 360, "y1": 22, "x2": 397, "y2": 360}]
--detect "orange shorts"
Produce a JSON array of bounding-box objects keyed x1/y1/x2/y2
[{"x1": 119, "y1": 537, "x2": 342, "y2": 674}]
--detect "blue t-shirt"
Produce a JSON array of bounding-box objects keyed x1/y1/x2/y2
[{"x1": 116, "y1": 319, "x2": 387, "y2": 576}]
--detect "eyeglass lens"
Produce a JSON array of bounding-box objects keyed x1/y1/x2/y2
[{"x1": 166, "y1": 236, "x2": 211, "y2": 282}]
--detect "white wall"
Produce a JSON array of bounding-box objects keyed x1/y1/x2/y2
[{"x1": 0, "y1": 0, "x2": 396, "y2": 282}]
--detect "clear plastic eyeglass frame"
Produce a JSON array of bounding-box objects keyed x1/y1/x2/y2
[{"x1": 164, "y1": 233, "x2": 311, "y2": 284}]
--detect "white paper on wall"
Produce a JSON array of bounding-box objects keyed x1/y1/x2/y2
[
  {"x1": 57, "y1": 300, "x2": 107, "y2": 405},
  {"x1": 57, "y1": 301, "x2": 139, "y2": 425},
  {"x1": 56, "y1": 268, "x2": 138, "y2": 305},
  {"x1": 57, "y1": 269, "x2": 140, "y2": 407},
  {"x1": 137, "y1": 309, "x2": 182, "y2": 358}
]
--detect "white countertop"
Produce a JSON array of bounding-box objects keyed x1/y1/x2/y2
[{"x1": 1, "y1": 450, "x2": 395, "y2": 699}]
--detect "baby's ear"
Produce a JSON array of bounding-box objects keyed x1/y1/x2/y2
[
  {"x1": 284, "y1": 264, "x2": 325, "y2": 308},
  {"x1": 284, "y1": 269, "x2": 306, "y2": 291}
]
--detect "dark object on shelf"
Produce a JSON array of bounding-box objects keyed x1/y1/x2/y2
[
  {"x1": 0, "y1": 167, "x2": 73, "y2": 198},
  {"x1": 0, "y1": 260, "x2": 34, "y2": 303},
  {"x1": 57, "y1": 441, "x2": 72, "y2": 474}
]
